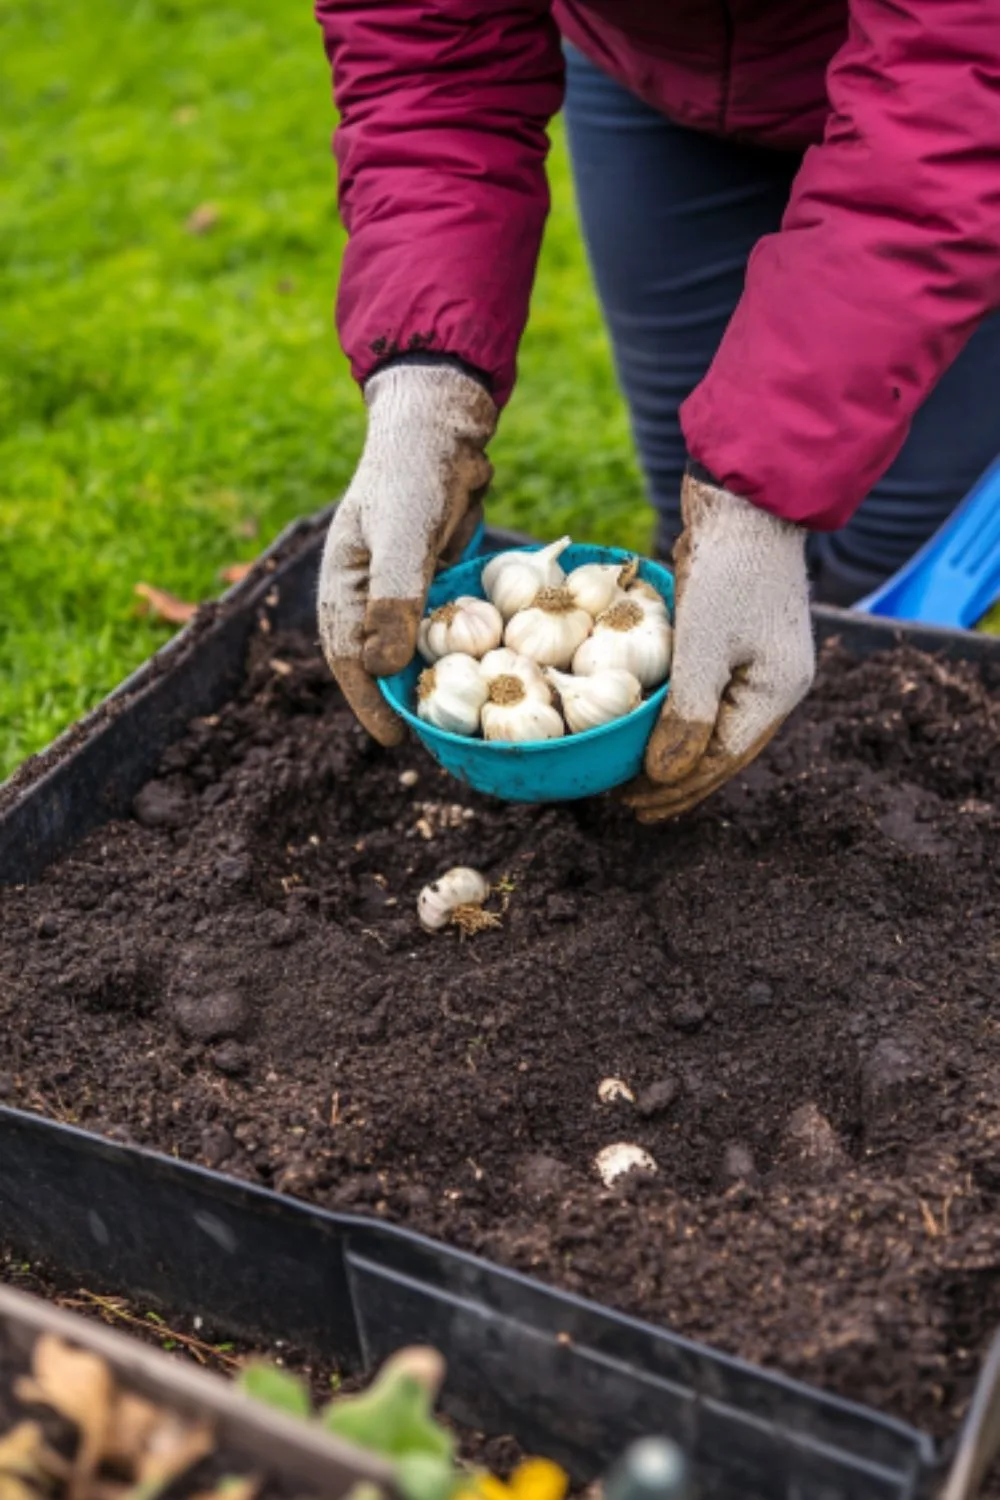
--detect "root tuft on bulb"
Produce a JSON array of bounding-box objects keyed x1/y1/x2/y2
[
  {"x1": 602, "y1": 599, "x2": 644, "y2": 632},
  {"x1": 452, "y1": 902, "x2": 503, "y2": 935},
  {"x1": 487, "y1": 674, "x2": 526, "y2": 707},
  {"x1": 534, "y1": 586, "x2": 577, "y2": 613}
]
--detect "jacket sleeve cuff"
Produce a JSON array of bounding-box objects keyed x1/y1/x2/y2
[{"x1": 364, "y1": 351, "x2": 493, "y2": 397}]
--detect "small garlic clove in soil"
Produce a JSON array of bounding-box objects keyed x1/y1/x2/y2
[
  {"x1": 594, "y1": 1142, "x2": 658, "y2": 1186},
  {"x1": 598, "y1": 1078, "x2": 635, "y2": 1104}
]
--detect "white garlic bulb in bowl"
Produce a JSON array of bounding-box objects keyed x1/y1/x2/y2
[
  {"x1": 544, "y1": 667, "x2": 642, "y2": 733},
  {"x1": 564, "y1": 561, "x2": 630, "y2": 619},
  {"x1": 416, "y1": 653, "x2": 487, "y2": 736},
  {"x1": 627, "y1": 578, "x2": 670, "y2": 620},
  {"x1": 418, "y1": 596, "x2": 502, "y2": 663},
  {"x1": 481, "y1": 666, "x2": 564, "y2": 743},
  {"x1": 480, "y1": 647, "x2": 546, "y2": 692},
  {"x1": 482, "y1": 536, "x2": 571, "y2": 619},
  {"x1": 573, "y1": 598, "x2": 672, "y2": 689},
  {"x1": 505, "y1": 587, "x2": 594, "y2": 669}
]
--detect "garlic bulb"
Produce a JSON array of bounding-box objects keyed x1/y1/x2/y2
[
  {"x1": 627, "y1": 578, "x2": 670, "y2": 620},
  {"x1": 565, "y1": 562, "x2": 629, "y2": 618},
  {"x1": 594, "y1": 1142, "x2": 658, "y2": 1187},
  {"x1": 481, "y1": 667, "x2": 564, "y2": 743},
  {"x1": 418, "y1": 867, "x2": 490, "y2": 931},
  {"x1": 482, "y1": 536, "x2": 571, "y2": 619},
  {"x1": 416, "y1": 653, "x2": 487, "y2": 736},
  {"x1": 480, "y1": 647, "x2": 547, "y2": 692},
  {"x1": 572, "y1": 599, "x2": 672, "y2": 689},
  {"x1": 544, "y1": 667, "x2": 642, "y2": 734},
  {"x1": 418, "y1": 596, "x2": 502, "y2": 663},
  {"x1": 505, "y1": 587, "x2": 594, "y2": 669}
]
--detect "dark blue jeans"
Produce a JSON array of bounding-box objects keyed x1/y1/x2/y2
[{"x1": 563, "y1": 46, "x2": 1000, "y2": 605}]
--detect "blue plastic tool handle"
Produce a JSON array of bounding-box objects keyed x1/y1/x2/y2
[{"x1": 856, "y1": 455, "x2": 1000, "y2": 629}]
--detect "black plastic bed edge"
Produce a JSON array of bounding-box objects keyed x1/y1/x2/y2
[{"x1": 0, "y1": 1105, "x2": 935, "y2": 1500}]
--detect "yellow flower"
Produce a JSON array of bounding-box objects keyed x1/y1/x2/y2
[{"x1": 461, "y1": 1458, "x2": 569, "y2": 1500}]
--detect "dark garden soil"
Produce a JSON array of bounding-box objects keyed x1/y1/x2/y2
[{"x1": 0, "y1": 628, "x2": 998, "y2": 1444}]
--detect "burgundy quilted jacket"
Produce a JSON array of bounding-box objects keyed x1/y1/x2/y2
[{"x1": 315, "y1": 0, "x2": 1000, "y2": 529}]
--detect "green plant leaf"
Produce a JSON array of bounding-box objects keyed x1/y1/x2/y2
[
  {"x1": 393, "y1": 1454, "x2": 461, "y2": 1500},
  {"x1": 238, "y1": 1362, "x2": 312, "y2": 1420},
  {"x1": 323, "y1": 1372, "x2": 452, "y2": 1462}
]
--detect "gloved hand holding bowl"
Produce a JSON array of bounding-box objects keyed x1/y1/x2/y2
[{"x1": 315, "y1": 0, "x2": 1000, "y2": 818}]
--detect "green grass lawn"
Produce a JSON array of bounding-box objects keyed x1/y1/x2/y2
[
  {"x1": 0, "y1": 0, "x2": 642, "y2": 778},
  {"x1": 1, "y1": 2, "x2": 995, "y2": 781}
]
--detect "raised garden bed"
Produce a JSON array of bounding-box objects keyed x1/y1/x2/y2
[{"x1": 1, "y1": 516, "x2": 998, "y2": 1499}]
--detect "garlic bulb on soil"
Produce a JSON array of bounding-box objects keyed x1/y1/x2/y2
[
  {"x1": 418, "y1": 867, "x2": 490, "y2": 931},
  {"x1": 481, "y1": 668, "x2": 564, "y2": 743},
  {"x1": 544, "y1": 667, "x2": 642, "y2": 733},
  {"x1": 565, "y1": 562, "x2": 632, "y2": 618},
  {"x1": 573, "y1": 598, "x2": 672, "y2": 689},
  {"x1": 416, "y1": 653, "x2": 487, "y2": 737},
  {"x1": 418, "y1": 596, "x2": 502, "y2": 663},
  {"x1": 594, "y1": 1142, "x2": 658, "y2": 1186},
  {"x1": 482, "y1": 536, "x2": 572, "y2": 619},
  {"x1": 505, "y1": 587, "x2": 594, "y2": 669}
]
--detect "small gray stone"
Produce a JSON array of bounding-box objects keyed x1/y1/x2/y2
[
  {"x1": 722, "y1": 1142, "x2": 758, "y2": 1183},
  {"x1": 172, "y1": 989, "x2": 247, "y2": 1043},
  {"x1": 862, "y1": 1036, "x2": 926, "y2": 1119},
  {"x1": 265, "y1": 913, "x2": 299, "y2": 948},
  {"x1": 636, "y1": 1076, "x2": 680, "y2": 1118},
  {"x1": 215, "y1": 853, "x2": 251, "y2": 885},
  {"x1": 519, "y1": 1154, "x2": 572, "y2": 1200},
  {"x1": 211, "y1": 1041, "x2": 249, "y2": 1076},
  {"x1": 746, "y1": 981, "x2": 773, "y2": 1008},
  {"x1": 670, "y1": 1000, "x2": 706, "y2": 1033},
  {"x1": 133, "y1": 780, "x2": 190, "y2": 830},
  {"x1": 783, "y1": 1102, "x2": 848, "y2": 1174},
  {"x1": 201, "y1": 1125, "x2": 236, "y2": 1167},
  {"x1": 36, "y1": 914, "x2": 59, "y2": 939}
]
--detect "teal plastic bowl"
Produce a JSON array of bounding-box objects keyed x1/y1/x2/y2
[{"x1": 379, "y1": 544, "x2": 674, "y2": 803}]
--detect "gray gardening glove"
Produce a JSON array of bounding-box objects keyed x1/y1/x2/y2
[
  {"x1": 318, "y1": 364, "x2": 497, "y2": 745},
  {"x1": 624, "y1": 471, "x2": 815, "y2": 821}
]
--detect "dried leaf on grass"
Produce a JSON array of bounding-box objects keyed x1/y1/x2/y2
[
  {"x1": 13, "y1": 1336, "x2": 214, "y2": 1500},
  {"x1": 134, "y1": 584, "x2": 198, "y2": 626},
  {"x1": 185, "y1": 204, "x2": 220, "y2": 235},
  {"x1": 218, "y1": 564, "x2": 254, "y2": 586}
]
